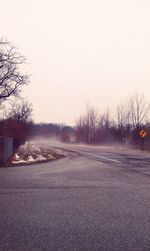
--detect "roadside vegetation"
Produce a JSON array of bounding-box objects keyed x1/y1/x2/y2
[
  {"x1": 10, "y1": 141, "x2": 65, "y2": 166},
  {"x1": 0, "y1": 37, "x2": 32, "y2": 150},
  {"x1": 75, "y1": 94, "x2": 150, "y2": 150}
]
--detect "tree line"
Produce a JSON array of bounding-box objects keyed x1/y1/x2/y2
[{"x1": 75, "y1": 95, "x2": 150, "y2": 149}]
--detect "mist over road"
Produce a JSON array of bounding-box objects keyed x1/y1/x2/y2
[
  {"x1": 58, "y1": 143, "x2": 150, "y2": 177},
  {"x1": 0, "y1": 143, "x2": 150, "y2": 251}
]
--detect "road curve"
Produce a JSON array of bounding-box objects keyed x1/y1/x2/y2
[{"x1": 0, "y1": 144, "x2": 150, "y2": 251}]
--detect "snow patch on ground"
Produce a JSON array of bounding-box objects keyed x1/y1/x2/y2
[{"x1": 11, "y1": 141, "x2": 65, "y2": 165}]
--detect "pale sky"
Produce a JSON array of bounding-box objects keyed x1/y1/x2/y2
[{"x1": 0, "y1": 0, "x2": 150, "y2": 125}]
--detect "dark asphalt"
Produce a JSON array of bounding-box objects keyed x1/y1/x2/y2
[{"x1": 0, "y1": 145, "x2": 150, "y2": 251}]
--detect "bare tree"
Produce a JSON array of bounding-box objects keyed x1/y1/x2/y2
[
  {"x1": 86, "y1": 104, "x2": 98, "y2": 143},
  {"x1": 76, "y1": 104, "x2": 98, "y2": 144},
  {"x1": 116, "y1": 103, "x2": 127, "y2": 129},
  {"x1": 0, "y1": 38, "x2": 29, "y2": 103},
  {"x1": 75, "y1": 115, "x2": 86, "y2": 143},
  {"x1": 6, "y1": 100, "x2": 32, "y2": 123},
  {"x1": 113, "y1": 103, "x2": 129, "y2": 143},
  {"x1": 99, "y1": 108, "x2": 111, "y2": 130},
  {"x1": 97, "y1": 108, "x2": 113, "y2": 143},
  {"x1": 2, "y1": 100, "x2": 33, "y2": 148},
  {"x1": 128, "y1": 93, "x2": 150, "y2": 131}
]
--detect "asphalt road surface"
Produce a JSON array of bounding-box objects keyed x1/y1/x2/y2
[{"x1": 0, "y1": 144, "x2": 150, "y2": 251}]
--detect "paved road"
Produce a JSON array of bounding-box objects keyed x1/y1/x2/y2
[
  {"x1": 0, "y1": 144, "x2": 150, "y2": 251},
  {"x1": 62, "y1": 144, "x2": 150, "y2": 177}
]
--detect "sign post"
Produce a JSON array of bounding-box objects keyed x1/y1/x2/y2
[{"x1": 139, "y1": 129, "x2": 147, "y2": 151}]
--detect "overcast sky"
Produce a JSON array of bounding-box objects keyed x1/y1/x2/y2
[{"x1": 0, "y1": 0, "x2": 150, "y2": 125}]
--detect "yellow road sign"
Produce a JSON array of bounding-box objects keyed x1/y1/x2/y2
[{"x1": 139, "y1": 129, "x2": 147, "y2": 138}]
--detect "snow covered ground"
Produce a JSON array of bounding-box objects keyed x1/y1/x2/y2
[{"x1": 10, "y1": 141, "x2": 66, "y2": 165}]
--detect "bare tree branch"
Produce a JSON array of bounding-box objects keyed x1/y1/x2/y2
[
  {"x1": 0, "y1": 38, "x2": 29, "y2": 102},
  {"x1": 6, "y1": 99, "x2": 33, "y2": 123}
]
